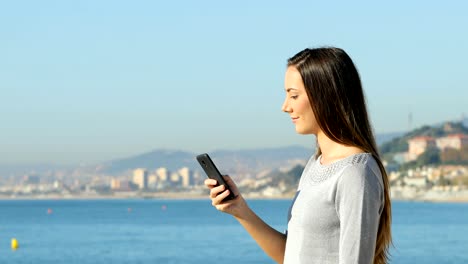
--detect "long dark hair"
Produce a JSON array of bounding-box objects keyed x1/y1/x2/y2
[{"x1": 288, "y1": 47, "x2": 392, "y2": 264}]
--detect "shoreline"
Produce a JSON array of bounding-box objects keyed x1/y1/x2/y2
[{"x1": 1, "y1": 193, "x2": 468, "y2": 203}]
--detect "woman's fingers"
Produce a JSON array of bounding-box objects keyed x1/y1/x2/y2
[
  {"x1": 222, "y1": 175, "x2": 239, "y2": 196},
  {"x1": 210, "y1": 184, "x2": 225, "y2": 199},
  {"x1": 204, "y1": 178, "x2": 217, "y2": 188},
  {"x1": 212, "y1": 189, "x2": 231, "y2": 206},
  {"x1": 205, "y1": 175, "x2": 241, "y2": 214}
]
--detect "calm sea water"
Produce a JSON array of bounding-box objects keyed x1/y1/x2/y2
[{"x1": 0, "y1": 199, "x2": 467, "y2": 264}]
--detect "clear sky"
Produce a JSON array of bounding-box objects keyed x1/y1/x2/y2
[{"x1": 1, "y1": 1, "x2": 467, "y2": 165}]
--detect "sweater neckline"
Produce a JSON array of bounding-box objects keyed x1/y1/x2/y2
[
  {"x1": 303, "y1": 153, "x2": 372, "y2": 184},
  {"x1": 317, "y1": 152, "x2": 371, "y2": 168}
]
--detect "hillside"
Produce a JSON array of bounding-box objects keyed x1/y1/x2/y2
[
  {"x1": 379, "y1": 121, "x2": 468, "y2": 169},
  {"x1": 0, "y1": 124, "x2": 462, "y2": 178},
  {"x1": 380, "y1": 121, "x2": 468, "y2": 155},
  {"x1": 97, "y1": 146, "x2": 314, "y2": 175}
]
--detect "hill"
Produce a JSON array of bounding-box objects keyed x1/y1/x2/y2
[
  {"x1": 96, "y1": 145, "x2": 314, "y2": 176},
  {"x1": 380, "y1": 121, "x2": 468, "y2": 156},
  {"x1": 95, "y1": 131, "x2": 404, "y2": 175},
  {"x1": 0, "y1": 125, "x2": 459, "y2": 178},
  {"x1": 379, "y1": 121, "x2": 468, "y2": 169}
]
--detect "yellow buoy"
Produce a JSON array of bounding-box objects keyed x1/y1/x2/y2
[{"x1": 11, "y1": 238, "x2": 19, "y2": 250}]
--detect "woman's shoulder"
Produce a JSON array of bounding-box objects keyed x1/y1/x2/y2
[{"x1": 337, "y1": 153, "x2": 384, "y2": 195}]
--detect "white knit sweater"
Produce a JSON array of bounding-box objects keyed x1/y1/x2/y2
[{"x1": 283, "y1": 153, "x2": 384, "y2": 264}]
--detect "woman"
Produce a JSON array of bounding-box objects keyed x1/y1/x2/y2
[{"x1": 205, "y1": 47, "x2": 392, "y2": 264}]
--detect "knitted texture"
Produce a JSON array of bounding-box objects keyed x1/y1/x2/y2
[{"x1": 284, "y1": 153, "x2": 384, "y2": 264}]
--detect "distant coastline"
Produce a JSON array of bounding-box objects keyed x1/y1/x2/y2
[{"x1": 2, "y1": 190, "x2": 468, "y2": 203}]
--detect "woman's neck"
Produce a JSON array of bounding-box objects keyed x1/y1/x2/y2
[{"x1": 316, "y1": 131, "x2": 364, "y2": 165}]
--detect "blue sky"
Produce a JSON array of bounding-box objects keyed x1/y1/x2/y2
[{"x1": 1, "y1": 1, "x2": 467, "y2": 165}]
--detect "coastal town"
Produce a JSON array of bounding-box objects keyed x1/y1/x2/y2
[
  {"x1": 1, "y1": 122, "x2": 467, "y2": 202},
  {"x1": 387, "y1": 129, "x2": 468, "y2": 201}
]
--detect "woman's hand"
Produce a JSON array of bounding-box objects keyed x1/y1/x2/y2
[
  {"x1": 204, "y1": 175, "x2": 249, "y2": 219},
  {"x1": 205, "y1": 175, "x2": 287, "y2": 262}
]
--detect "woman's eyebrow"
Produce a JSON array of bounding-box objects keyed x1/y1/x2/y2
[{"x1": 285, "y1": 88, "x2": 298, "y2": 92}]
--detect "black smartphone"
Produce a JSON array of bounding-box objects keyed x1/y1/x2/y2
[{"x1": 196, "y1": 153, "x2": 236, "y2": 201}]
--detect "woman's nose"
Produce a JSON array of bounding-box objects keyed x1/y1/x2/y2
[{"x1": 282, "y1": 98, "x2": 291, "y2": 113}]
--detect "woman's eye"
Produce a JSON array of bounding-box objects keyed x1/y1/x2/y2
[{"x1": 291, "y1": 95, "x2": 299, "y2": 99}]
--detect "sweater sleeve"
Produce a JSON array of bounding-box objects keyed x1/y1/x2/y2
[{"x1": 335, "y1": 164, "x2": 384, "y2": 264}]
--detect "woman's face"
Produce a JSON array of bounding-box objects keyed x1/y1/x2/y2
[{"x1": 282, "y1": 66, "x2": 319, "y2": 135}]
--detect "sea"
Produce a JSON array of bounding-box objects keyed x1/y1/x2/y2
[{"x1": 0, "y1": 199, "x2": 467, "y2": 264}]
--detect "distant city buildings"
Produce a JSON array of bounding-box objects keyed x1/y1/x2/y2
[
  {"x1": 22, "y1": 175, "x2": 40, "y2": 185},
  {"x1": 405, "y1": 133, "x2": 468, "y2": 162},
  {"x1": 1, "y1": 122, "x2": 467, "y2": 201},
  {"x1": 132, "y1": 168, "x2": 148, "y2": 189},
  {"x1": 110, "y1": 179, "x2": 132, "y2": 191},
  {"x1": 408, "y1": 136, "x2": 436, "y2": 158},
  {"x1": 156, "y1": 168, "x2": 169, "y2": 182},
  {"x1": 436, "y1": 134, "x2": 468, "y2": 151},
  {"x1": 178, "y1": 167, "x2": 193, "y2": 187},
  {"x1": 108, "y1": 166, "x2": 195, "y2": 192}
]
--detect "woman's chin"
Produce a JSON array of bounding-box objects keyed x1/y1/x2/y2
[{"x1": 295, "y1": 127, "x2": 315, "y2": 135}]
